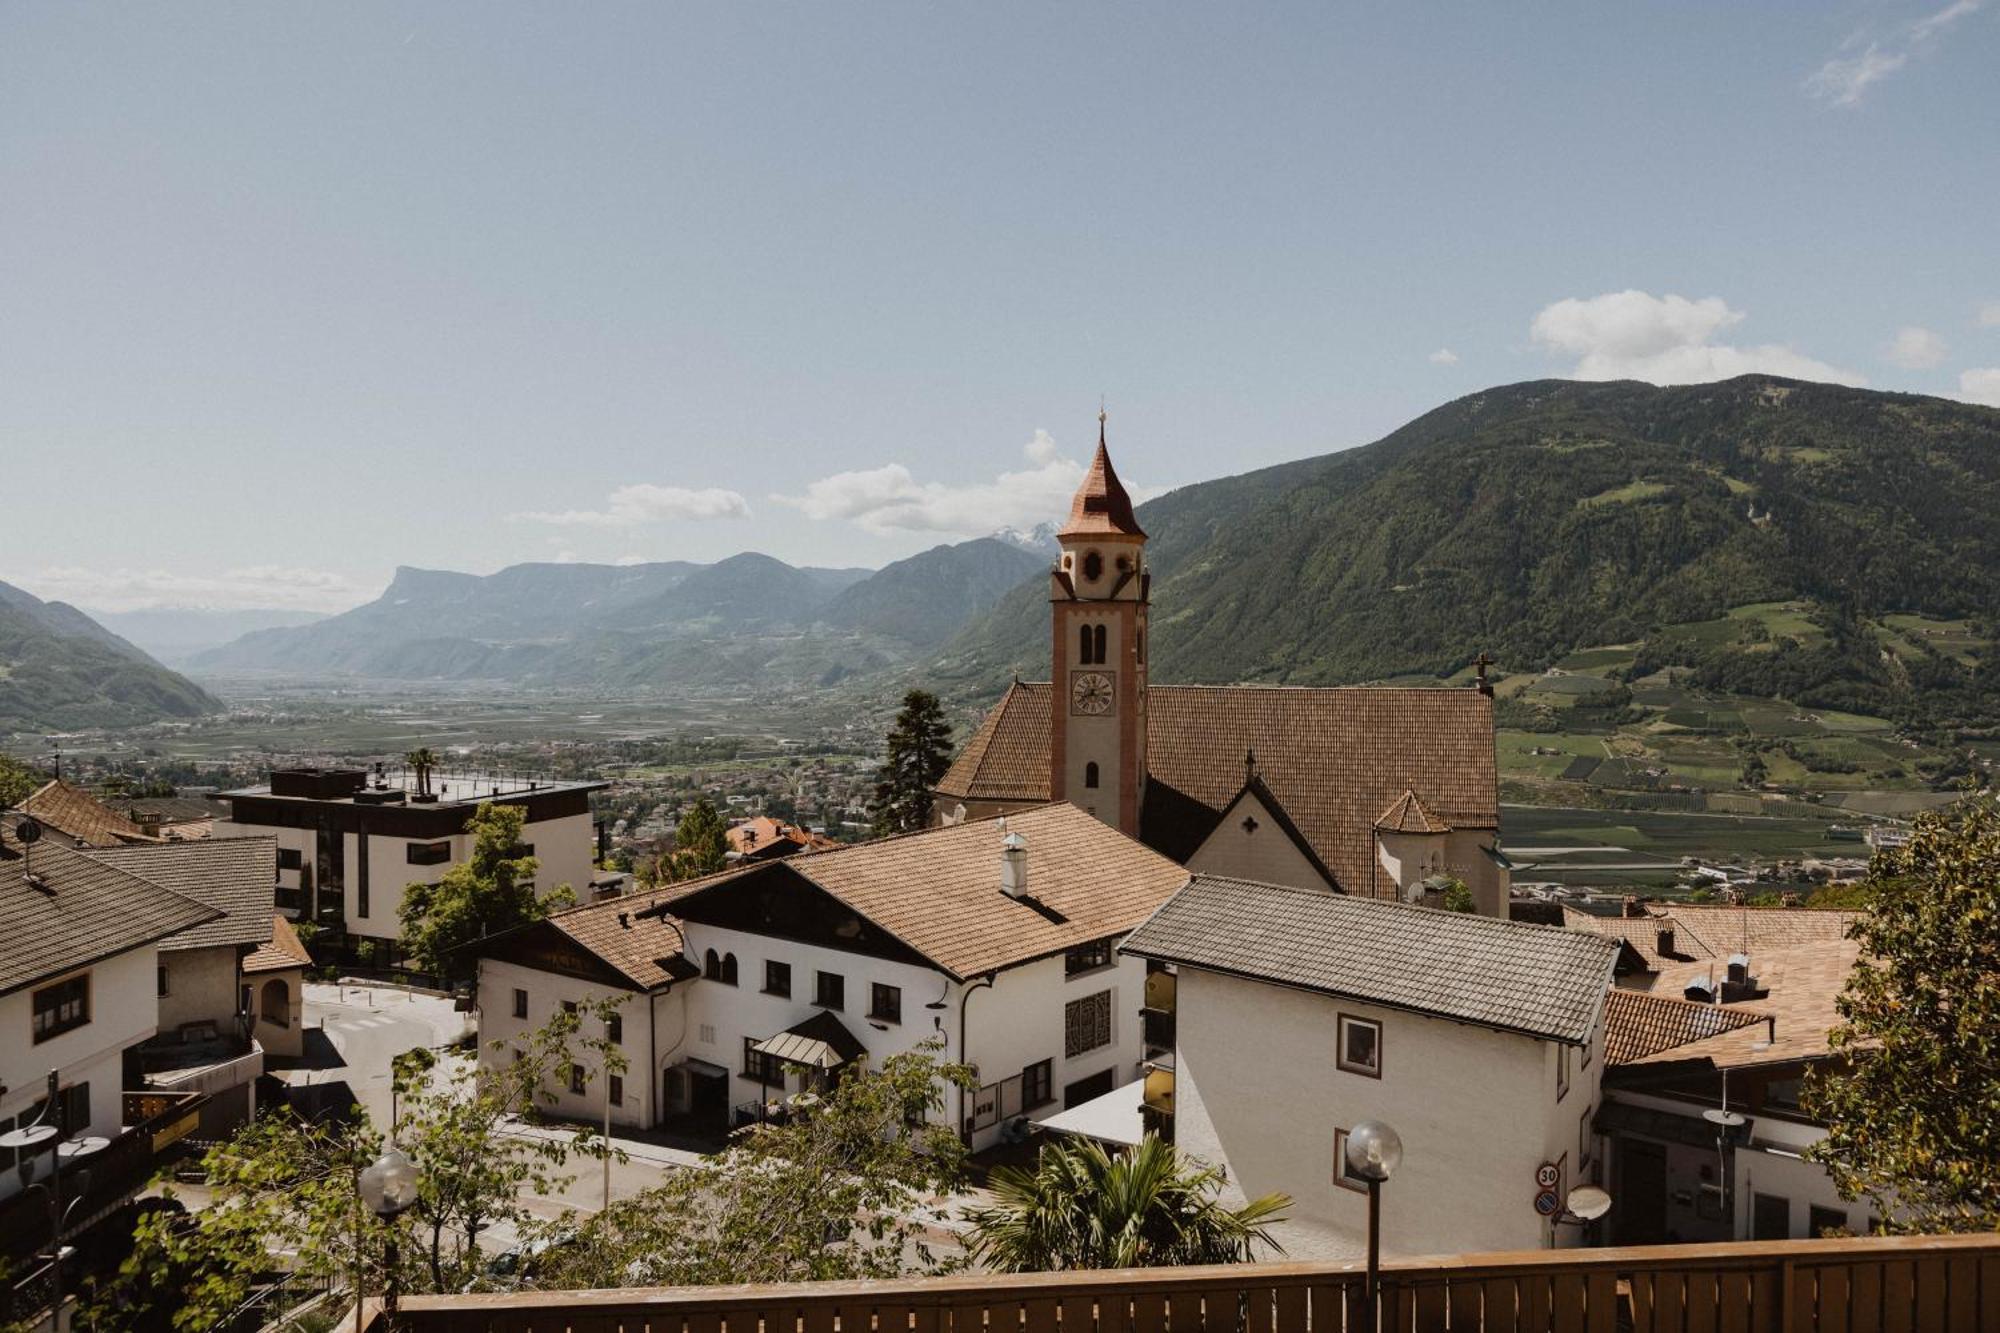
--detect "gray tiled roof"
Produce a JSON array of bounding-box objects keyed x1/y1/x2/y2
[
  {"x1": 1122, "y1": 874, "x2": 1621, "y2": 1045},
  {"x1": 88, "y1": 837, "x2": 278, "y2": 952},
  {"x1": 0, "y1": 840, "x2": 221, "y2": 996}
]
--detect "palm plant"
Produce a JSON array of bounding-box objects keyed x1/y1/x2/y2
[
  {"x1": 964, "y1": 1133, "x2": 1289, "y2": 1271},
  {"x1": 405, "y1": 746, "x2": 438, "y2": 798}
]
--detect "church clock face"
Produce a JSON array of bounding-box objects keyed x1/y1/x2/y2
[{"x1": 1071, "y1": 671, "x2": 1115, "y2": 715}]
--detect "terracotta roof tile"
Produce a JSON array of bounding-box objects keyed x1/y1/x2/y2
[
  {"x1": 1603, "y1": 988, "x2": 1771, "y2": 1065},
  {"x1": 1058, "y1": 435, "x2": 1145, "y2": 540},
  {"x1": 1635, "y1": 942, "x2": 1860, "y2": 1070},
  {"x1": 1376, "y1": 788, "x2": 1451, "y2": 834},
  {"x1": 547, "y1": 894, "x2": 695, "y2": 990},
  {"x1": 937, "y1": 683, "x2": 1499, "y2": 893},
  {"x1": 660, "y1": 803, "x2": 1189, "y2": 980},
  {"x1": 244, "y1": 913, "x2": 313, "y2": 974},
  {"x1": 1562, "y1": 903, "x2": 1856, "y2": 976},
  {"x1": 18, "y1": 779, "x2": 160, "y2": 847},
  {"x1": 1124, "y1": 873, "x2": 1621, "y2": 1045}
]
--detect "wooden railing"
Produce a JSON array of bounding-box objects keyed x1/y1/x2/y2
[{"x1": 357, "y1": 1232, "x2": 2000, "y2": 1332}]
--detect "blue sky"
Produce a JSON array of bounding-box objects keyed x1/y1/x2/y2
[{"x1": 2, "y1": 2, "x2": 1996, "y2": 612}]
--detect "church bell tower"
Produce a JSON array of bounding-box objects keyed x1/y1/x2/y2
[{"x1": 1050, "y1": 412, "x2": 1149, "y2": 835}]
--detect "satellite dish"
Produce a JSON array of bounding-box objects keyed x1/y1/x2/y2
[
  {"x1": 1703, "y1": 1108, "x2": 1747, "y2": 1128},
  {"x1": 14, "y1": 817, "x2": 42, "y2": 845},
  {"x1": 58, "y1": 1134, "x2": 110, "y2": 1159},
  {"x1": 0, "y1": 1123, "x2": 57, "y2": 1151},
  {"x1": 1566, "y1": 1184, "x2": 1614, "y2": 1221}
]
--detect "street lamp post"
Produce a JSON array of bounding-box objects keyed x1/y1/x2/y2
[
  {"x1": 358, "y1": 1148, "x2": 422, "y2": 1321},
  {"x1": 1343, "y1": 1119, "x2": 1403, "y2": 1333}
]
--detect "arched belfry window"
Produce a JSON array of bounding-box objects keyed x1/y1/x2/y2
[
  {"x1": 1085, "y1": 762, "x2": 1100, "y2": 789},
  {"x1": 1082, "y1": 550, "x2": 1104, "y2": 581},
  {"x1": 704, "y1": 949, "x2": 721, "y2": 980},
  {"x1": 721, "y1": 953, "x2": 739, "y2": 986},
  {"x1": 1092, "y1": 624, "x2": 1107, "y2": 664},
  {"x1": 1079, "y1": 623, "x2": 1094, "y2": 664}
]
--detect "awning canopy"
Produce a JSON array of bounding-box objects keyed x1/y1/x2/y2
[
  {"x1": 1035, "y1": 1079, "x2": 1146, "y2": 1147},
  {"x1": 752, "y1": 1010, "x2": 868, "y2": 1071}
]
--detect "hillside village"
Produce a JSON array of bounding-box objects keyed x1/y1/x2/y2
[
  {"x1": 7, "y1": 3, "x2": 2000, "y2": 1323},
  {"x1": 2, "y1": 438, "x2": 1946, "y2": 1329}
]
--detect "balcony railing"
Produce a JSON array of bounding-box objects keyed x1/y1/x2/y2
[
  {"x1": 357, "y1": 1232, "x2": 2000, "y2": 1332},
  {"x1": 0, "y1": 1090, "x2": 207, "y2": 1260}
]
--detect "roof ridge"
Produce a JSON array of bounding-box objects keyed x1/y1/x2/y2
[{"x1": 1189, "y1": 872, "x2": 1620, "y2": 943}]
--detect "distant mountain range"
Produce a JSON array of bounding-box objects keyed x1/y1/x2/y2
[
  {"x1": 935, "y1": 375, "x2": 2000, "y2": 732},
  {"x1": 192, "y1": 539, "x2": 1047, "y2": 689},
  {"x1": 0, "y1": 581, "x2": 219, "y2": 732},
  {"x1": 87, "y1": 607, "x2": 329, "y2": 665}
]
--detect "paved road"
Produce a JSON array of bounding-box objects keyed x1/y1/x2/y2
[{"x1": 275, "y1": 983, "x2": 685, "y2": 1220}]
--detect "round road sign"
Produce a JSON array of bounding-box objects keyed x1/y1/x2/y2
[
  {"x1": 1535, "y1": 1162, "x2": 1561, "y2": 1190},
  {"x1": 1534, "y1": 1189, "x2": 1561, "y2": 1217}
]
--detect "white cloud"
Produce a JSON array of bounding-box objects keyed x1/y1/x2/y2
[
  {"x1": 511, "y1": 483, "x2": 751, "y2": 528},
  {"x1": 1886, "y1": 325, "x2": 1950, "y2": 369},
  {"x1": 1806, "y1": 1, "x2": 1982, "y2": 105},
  {"x1": 1806, "y1": 44, "x2": 1908, "y2": 104},
  {"x1": 1979, "y1": 302, "x2": 2000, "y2": 328},
  {"x1": 776, "y1": 430, "x2": 1147, "y2": 539},
  {"x1": 1530, "y1": 290, "x2": 1866, "y2": 387},
  {"x1": 1912, "y1": 0, "x2": 1983, "y2": 41},
  {"x1": 613, "y1": 554, "x2": 648, "y2": 566},
  {"x1": 8, "y1": 564, "x2": 368, "y2": 614},
  {"x1": 1960, "y1": 368, "x2": 2000, "y2": 407},
  {"x1": 1428, "y1": 348, "x2": 1460, "y2": 365}
]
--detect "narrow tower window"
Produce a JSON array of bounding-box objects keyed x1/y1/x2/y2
[
  {"x1": 1092, "y1": 624, "x2": 1107, "y2": 664},
  {"x1": 1085, "y1": 762, "x2": 1100, "y2": 789},
  {"x1": 1079, "y1": 623, "x2": 1094, "y2": 664}
]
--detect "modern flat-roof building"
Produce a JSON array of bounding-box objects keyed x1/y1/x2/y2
[{"x1": 214, "y1": 766, "x2": 605, "y2": 957}]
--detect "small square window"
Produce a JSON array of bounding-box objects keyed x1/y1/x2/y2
[
  {"x1": 1336, "y1": 1014, "x2": 1382, "y2": 1078},
  {"x1": 607, "y1": 1013, "x2": 623, "y2": 1045},
  {"x1": 815, "y1": 971, "x2": 844, "y2": 1010},
  {"x1": 869, "y1": 983, "x2": 902, "y2": 1024},
  {"x1": 609, "y1": 1074, "x2": 624, "y2": 1107},
  {"x1": 568, "y1": 1064, "x2": 586, "y2": 1095},
  {"x1": 512, "y1": 989, "x2": 528, "y2": 1020},
  {"x1": 764, "y1": 960, "x2": 792, "y2": 998}
]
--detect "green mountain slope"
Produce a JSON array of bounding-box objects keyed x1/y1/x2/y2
[
  {"x1": 0, "y1": 582, "x2": 221, "y2": 732},
  {"x1": 937, "y1": 376, "x2": 2000, "y2": 732}
]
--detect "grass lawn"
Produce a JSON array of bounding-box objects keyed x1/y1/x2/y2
[
  {"x1": 1554, "y1": 644, "x2": 1640, "y2": 673},
  {"x1": 1578, "y1": 480, "x2": 1671, "y2": 508}
]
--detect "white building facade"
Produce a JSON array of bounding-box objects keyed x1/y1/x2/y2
[
  {"x1": 1124, "y1": 874, "x2": 1621, "y2": 1260},
  {"x1": 475, "y1": 803, "x2": 1188, "y2": 1151}
]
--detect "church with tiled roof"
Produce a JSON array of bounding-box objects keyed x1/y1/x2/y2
[{"x1": 933, "y1": 419, "x2": 1509, "y2": 914}]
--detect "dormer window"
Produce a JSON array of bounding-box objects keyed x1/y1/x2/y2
[{"x1": 1082, "y1": 550, "x2": 1103, "y2": 581}]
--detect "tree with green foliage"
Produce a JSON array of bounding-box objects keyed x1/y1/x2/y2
[
  {"x1": 871, "y1": 690, "x2": 953, "y2": 835},
  {"x1": 1437, "y1": 876, "x2": 1476, "y2": 913},
  {"x1": 87, "y1": 1003, "x2": 622, "y2": 1330},
  {"x1": 0, "y1": 754, "x2": 39, "y2": 808},
  {"x1": 650, "y1": 795, "x2": 728, "y2": 884},
  {"x1": 965, "y1": 1133, "x2": 1290, "y2": 1271},
  {"x1": 399, "y1": 802, "x2": 572, "y2": 983},
  {"x1": 1805, "y1": 799, "x2": 2000, "y2": 1232},
  {"x1": 532, "y1": 1043, "x2": 972, "y2": 1287}
]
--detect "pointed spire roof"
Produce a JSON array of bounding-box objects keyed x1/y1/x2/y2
[{"x1": 1058, "y1": 412, "x2": 1147, "y2": 540}]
